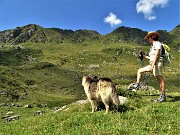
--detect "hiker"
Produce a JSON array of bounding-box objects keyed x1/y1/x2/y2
[{"x1": 132, "y1": 31, "x2": 166, "y2": 102}]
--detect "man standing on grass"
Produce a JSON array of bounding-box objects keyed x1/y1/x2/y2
[{"x1": 131, "y1": 31, "x2": 166, "y2": 102}]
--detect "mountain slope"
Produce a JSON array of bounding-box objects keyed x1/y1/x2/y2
[
  {"x1": 0, "y1": 27, "x2": 179, "y2": 135},
  {"x1": 169, "y1": 24, "x2": 180, "y2": 44},
  {"x1": 104, "y1": 26, "x2": 147, "y2": 45},
  {"x1": 0, "y1": 24, "x2": 101, "y2": 44},
  {"x1": 0, "y1": 24, "x2": 179, "y2": 45}
]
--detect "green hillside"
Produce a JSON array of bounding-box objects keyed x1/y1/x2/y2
[
  {"x1": 0, "y1": 24, "x2": 101, "y2": 44},
  {"x1": 169, "y1": 25, "x2": 180, "y2": 51},
  {"x1": 0, "y1": 24, "x2": 179, "y2": 45},
  {"x1": 0, "y1": 24, "x2": 179, "y2": 135}
]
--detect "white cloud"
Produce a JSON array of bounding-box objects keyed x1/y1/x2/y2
[
  {"x1": 104, "y1": 12, "x2": 122, "y2": 27},
  {"x1": 148, "y1": 16, "x2": 156, "y2": 20},
  {"x1": 136, "y1": 0, "x2": 169, "y2": 20}
]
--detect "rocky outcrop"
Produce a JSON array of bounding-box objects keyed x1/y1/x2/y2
[{"x1": 0, "y1": 24, "x2": 41, "y2": 44}]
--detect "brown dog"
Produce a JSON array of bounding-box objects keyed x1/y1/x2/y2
[{"x1": 82, "y1": 75, "x2": 120, "y2": 113}]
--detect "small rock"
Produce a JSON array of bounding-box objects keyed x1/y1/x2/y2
[{"x1": 119, "y1": 96, "x2": 128, "y2": 105}]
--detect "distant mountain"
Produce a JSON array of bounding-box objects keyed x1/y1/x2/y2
[
  {"x1": 0, "y1": 24, "x2": 45, "y2": 44},
  {"x1": 104, "y1": 26, "x2": 147, "y2": 45},
  {"x1": 169, "y1": 25, "x2": 180, "y2": 44},
  {"x1": 157, "y1": 30, "x2": 173, "y2": 44},
  {"x1": 0, "y1": 24, "x2": 179, "y2": 45},
  {"x1": 0, "y1": 24, "x2": 101, "y2": 44}
]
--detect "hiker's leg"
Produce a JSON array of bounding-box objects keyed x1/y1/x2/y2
[
  {"x1": 153, "y1": 61, "x2": 166, "y2": 101},
  {"x1": 136, "y1": 65, "x2": 151, "y2": 83},
  {"x1": 156, "y1": 75, "x2": 165, "y2": 95},
  {"x1": 155, "y1": 75, "x2": 166, "y2": 102},
  {"x1": 132, "y1": 65, "x2": 151, "y2": 89},
  {"x1": 153, "y1": 61, "x2": 165, "y2": 94}
]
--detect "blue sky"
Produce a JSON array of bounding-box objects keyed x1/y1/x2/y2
[{"x1": 0, "y1": 0, "x2": 179, "y2": 34}]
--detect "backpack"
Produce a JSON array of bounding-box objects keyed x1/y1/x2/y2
[{"x1": 161, "y1": 43, "x2": 171, "y2": 66}]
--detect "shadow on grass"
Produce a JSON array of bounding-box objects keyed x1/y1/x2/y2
[
  {"x1": 118, "y1": 104, "x2": 135, "y2": 113},
  {"x1": 168, "y1": 95, "x2": 180, "y2": 102},
  {"x1": 142, "y1": 94, "x2": 180, "y2": 102},
  {"x1": 95, "y1": 102, "x2": 134, "y2": 113},
  {"x1": 0, "y1": 47, "x2": 42, "y2": 66}
]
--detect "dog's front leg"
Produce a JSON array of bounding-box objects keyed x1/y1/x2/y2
[
  {"x1": 104, "y1": 104, "x2": 110, "y2": 114},
  {"x1": 112, "y1": 96, "x2": 120, "y2": 112},
  {"x1": 102, "y1": 99, "x2": 110, "y2": 114},
  {"x1": 89, "y1": 100, "x2": 96, "y2": 113}
]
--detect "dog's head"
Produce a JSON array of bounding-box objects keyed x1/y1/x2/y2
[{"x1": 82, "y1": 75, "x2": 93, "y2": 87}]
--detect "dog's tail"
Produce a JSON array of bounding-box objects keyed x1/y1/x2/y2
[
  {"x1": 111, "y1": 85, "x2": 120, "y2": 107},
  {"x1": 98, "y1": 79, "x2": 120, "y2": 107}
]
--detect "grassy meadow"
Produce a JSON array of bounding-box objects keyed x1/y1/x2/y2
[{"x1": 0, "y1": 41, "x2": 179, "y2": 135}]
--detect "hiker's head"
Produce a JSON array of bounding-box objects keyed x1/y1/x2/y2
[{"x1": 144, "y1": 31, "x2": 160, "y2": 41}]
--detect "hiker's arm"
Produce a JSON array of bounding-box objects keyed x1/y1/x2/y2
[{"x1": 150, "y1": 49, "x2": 160, "y2": 71}]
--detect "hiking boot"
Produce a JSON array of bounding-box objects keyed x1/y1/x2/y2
[
  {"x1": 156, "y1": 94, "x2": 166, "y2": 102},
  {"x1": 132, "y1": 83, "x2": 140, "y2": 90},
  {"x1": 128, "y1": 83, "x2": 141, "y2": 91},
  {"x1": 128, "y1": 83, "x2": 135, "y2": 90}
]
